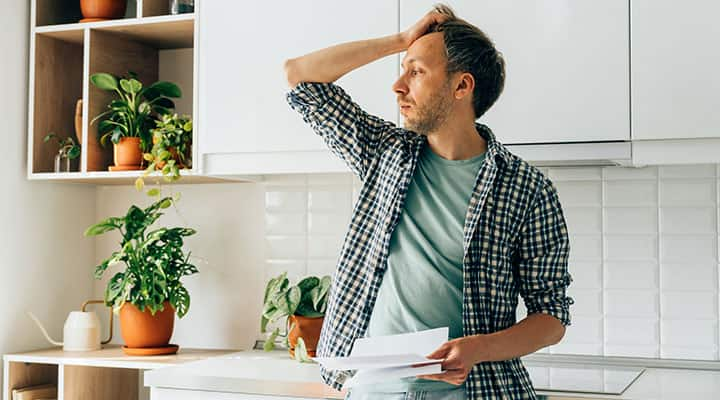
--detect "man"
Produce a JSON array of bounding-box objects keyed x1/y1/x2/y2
[{"x1": 284, "y1": 4, "x2": 574, "y2": 400}]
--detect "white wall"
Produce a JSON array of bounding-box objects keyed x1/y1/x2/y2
[{"x1": 0, "y1": 0, "x2": 97, "y2": 392}]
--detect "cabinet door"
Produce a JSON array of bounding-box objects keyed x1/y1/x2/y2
[
  {"x1": 400, "y1": 0, "x2": 630, "y2": 144},
  {"x1": 199, "y1": 1, "x2": 398, "y2": 155},
  {"x1": 631, "y1": 0, "x2": 720, "y2": 140}
]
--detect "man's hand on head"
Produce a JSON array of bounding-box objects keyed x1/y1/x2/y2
[{"x1": 400, "y1": 11, "x2": 450, "y2": 48}]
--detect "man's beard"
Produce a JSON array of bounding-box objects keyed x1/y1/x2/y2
[{"x1": 402, "y1": 83, "x2": 454, "y2": 135}]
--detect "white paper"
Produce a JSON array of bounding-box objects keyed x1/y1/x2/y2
[
  {"x1": 311, "y1": 327, "x2": 449, "y2": 387},
  {"x1": 344, "y1": 363, "x2": 442, "y2": 388}
]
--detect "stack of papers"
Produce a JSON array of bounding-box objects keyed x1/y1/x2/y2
[{"x1": 312, "y1": 327, "x2": 448, "y2": 388}]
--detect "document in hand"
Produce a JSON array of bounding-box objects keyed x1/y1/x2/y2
[{"x1": 312, "y1": 327, "x2": 449, "y2": 387}]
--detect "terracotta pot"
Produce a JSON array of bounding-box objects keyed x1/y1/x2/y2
[
  {"x1": 80, "y1": 0, "x2": 127, "y2": 22},
  {"x1": 112, "y1": 137, "x2": 143, "y2": 170},
  {"x1": 287, "y1": 315, "x2": 324, "y2": 358},
  {"x1": 119, "y1": 301, "x2": 175, "y2": 348}
]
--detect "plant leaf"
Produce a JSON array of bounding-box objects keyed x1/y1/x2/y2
[
  {"x1": 294, "y1": 337, "x2": 312, "y2": 363},
  {"x1": 148, "y1": 81, "x2": 182, "y2": 98},
  {"x1": 91, "y1": 73, "x2": 118, "y2": 91}
]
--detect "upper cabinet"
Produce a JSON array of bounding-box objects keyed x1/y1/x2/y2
[
  {"x1": 400, "y1": 0, "x2": 630, "y2": 145},
  {"x1": 631, "y1": 0, "x2": 720, "y2": 140},
  {"x1": 198, "y1": 0, "x2": 398, "y2": 160}
]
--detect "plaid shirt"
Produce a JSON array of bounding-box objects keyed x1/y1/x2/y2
[{"x1": 287, "y1": 82, "x2": 574, "y2": 400}]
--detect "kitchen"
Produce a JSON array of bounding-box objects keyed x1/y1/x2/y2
[{"x1": 2, "y1": 0, "x2": 720, "y2": 399}]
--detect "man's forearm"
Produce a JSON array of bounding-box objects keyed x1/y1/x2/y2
[
  {"x1": 284, "y1": 34, "x2": 406, "y2": 88},
  {"x1": 470, "y1": 313, "x2": 566, "y2": 363}
]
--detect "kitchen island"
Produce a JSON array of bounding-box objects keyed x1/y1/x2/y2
[{"x1": 144, "y1": 350, "x2": 720, "y2": 399}]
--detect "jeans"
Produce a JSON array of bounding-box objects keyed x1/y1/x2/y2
[{"x1": 345, "y1": 387, "x2": 466, "y2": 400}]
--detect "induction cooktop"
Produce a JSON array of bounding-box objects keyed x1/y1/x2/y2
[{"x1": 524, "y1": 362, "x2": 645, "y2": 396}]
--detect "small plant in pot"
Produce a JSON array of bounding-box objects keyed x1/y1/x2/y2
[
  {"x1": 261, "y1": 272, "x2": 331, "y2": 362},
  {"x1": 85, "y1": 190, "x2": 198, "y2": 355},
  {"x1": 90, "y1": 72, "x2": 181, "y2": 172},
  {"x1": 44, "y1": 132, "x2": 80, "y2": 172},
  {"x1": 137, "y1": 113, "x2": 193, "y2": 187}
]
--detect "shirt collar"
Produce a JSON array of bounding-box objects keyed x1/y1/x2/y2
[{"x1": 405, "y1": 122, "x2": 511, "y2": 167}]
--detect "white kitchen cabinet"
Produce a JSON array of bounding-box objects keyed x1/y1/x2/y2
[
  {"x1": 198, "y1": 0, "x2": 399, "y2": 173},
  {"x1": 400, "y1": 0, "x2": 630, "y2": 145},
  {"x1": 631, "y1": 0, "x2": 720, "y2": 140}
]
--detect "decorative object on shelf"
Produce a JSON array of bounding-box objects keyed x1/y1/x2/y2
[
  {"x1": 170, "y1": 0, "x2": 194, "y2": 14},
  {"x1": 261, "y1": 272, "x2": 331, "y2": 362},
  {"x1": 138, "y1": 113, "x2": 193, "y2": 186},
  {"x1": 89, "y1": 71, "x2": 181, "y2": 172},
  {"x1": 27, "y1": 299, "x2": 113, "y2": 352},
  {"x1": 44, "y1": 132, "x2": 80, "y2": 173},
  {"x1": 80, "y1": 0, "x2": 127, "y2": 22},
  {"x1": 85, "y1": 190, "x2": 198, "y2": 356},
  {"x1": 75, "y1": 98, "x2": 83, "y2": 145}
]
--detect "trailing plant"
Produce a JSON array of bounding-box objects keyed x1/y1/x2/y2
[
  {"x1": 138, "y1": 113, "x2": 193, "y2": 186},
  {"x1": 84, "y1": 190, "x2": 198, "y2": 318}
]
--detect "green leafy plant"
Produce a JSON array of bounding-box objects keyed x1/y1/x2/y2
[
  {"x1": 139, "y1": 113, "x2": 193, "y2": 185},
  {"x1": 261, "y1": 272, "x2": 331, "y2": 362},
  {"x1": 44, "y1": 132, "x2": 80, "y2": 160},
  {"x1": 84, "y1": 190, "x2": 198, "y2": 318},
  {"x1": 90, "y1": 71, "x2": 181, "y2": 153}
]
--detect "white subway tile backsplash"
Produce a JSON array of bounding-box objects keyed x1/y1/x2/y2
[
  {"x1": 660, "y1": 235, "x2": 717, "y2": 263},
  {"x1": 604, "y1": 181, "x2": 657, "y2": 207},
  {"x1": 660, "y1": 207, "x2": 716, "y2": 234},
  {"x1": 606, "y1": 318, "x2": 658, "y2": 345},
  {"x1": 605, "y1": 261, "x2": 658, "y2": 290},
  {"x1": 567, "y1": 289, "x2": 602, "y2": 316},
  {"x1": 603, "y1": 166, "x2": 657, "y2": 180},
  {"x1": 659, "y1": 165, "x2": 716, "y2": 179},
  {"x1": 261, "y1": 165, "x2": 720, "y2": 361},
  {"x1": 660, "y1": 180, "x2": 716, "y2": 207},
  {"x1": 604, "y1": 207, "x2": 657, "y2": 234},
  {"x1": 661, "y1": 292, "x2": 718, "y2": 319},
  {"x1": 568, "y1": 261, "x2": 602, "y2": 290},
  {"x1": 554, "y1": 181, "x2": 602, "y2": 207},
  {"x1": 661, "y1": 346, "x2": 718, "y2": 361},
  {"x1": 661, "y1": 320, "x2": 718, "y2": 347},
  {"x1": 661, "y1": 262, "x2": 717, "y2": 291},
  {"x1": 308, "y1": 212, "x2": 351, "y2": 235},
  {"x1": 604, "y1": 235, "x2": 657, "y2": 261},
  {"x1": 605, "y1": 290, "x2": 658, "y2": 317},
  {"x1": 265, "y1": 212, "x2": 306, "y2": 235},
  {"x1": 569, "y1": 235, "x2": 603, "y2": 261},
  {"x1": 265, "y1": 236, "x2": 306, "y2": 260},
  {"x1": 548, "y1": 167, "x2": 602, "y2": 181}
]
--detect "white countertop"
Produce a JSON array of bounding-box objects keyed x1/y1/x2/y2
[{"x1": 144, "y1": 350, "x2": 720, "y2": 399}]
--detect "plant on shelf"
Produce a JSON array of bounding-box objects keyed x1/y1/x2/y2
[
  {"x1": 44, "y1": 132, "x2": 80, "y2": 172},
  {"x1": 261, "y1": 272, "x2": 331, "y2": 362},
  {"x1": 90, "y1": 71, "x2": 181, "y2": 172},
  {"x1": 137, "y1": 113, "x2": 193, "y2": 187},
  {"x1": 84, "y1": 189, "x2": 198, "y2": 355}
]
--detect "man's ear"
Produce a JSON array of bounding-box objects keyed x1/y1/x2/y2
[{"x1": 454, "y1": 72, "x2": 475, "y2": 100}]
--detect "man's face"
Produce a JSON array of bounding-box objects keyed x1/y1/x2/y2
[{"x1": 393, "y1": 32, "x2": 454, "y2": 135}]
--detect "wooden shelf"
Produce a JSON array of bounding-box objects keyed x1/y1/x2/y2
[
  {"x1": 28, "y1": 170, "x2": 232, "y2": 185},
  {"x1": 4, "y1": 346, "x2": 237, "y2": 400},
  {"x1": 29, "y1": 1, "x2": 199, "y2": 182}
]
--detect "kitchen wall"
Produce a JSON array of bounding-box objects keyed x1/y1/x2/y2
[
  {"x1": 0, "y1": 0, "x2": 97, "y2": 391},
  {"x1": 95, "y1": 164, "x2": 720, "y2": 362}
]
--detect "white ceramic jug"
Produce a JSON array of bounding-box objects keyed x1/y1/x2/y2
[{"x1": 29, "y1": 300, "x2": 113, "y2": 351}]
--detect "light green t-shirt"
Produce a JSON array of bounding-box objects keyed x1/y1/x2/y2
[{"x1": 359, "y1": 141, "x2": 486, "y2": 393}]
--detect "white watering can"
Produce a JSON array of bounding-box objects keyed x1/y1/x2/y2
[{"x1": 28, "y1": 300, "x2": 113, "y2": 351}]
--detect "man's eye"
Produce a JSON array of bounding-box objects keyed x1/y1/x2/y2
[{"x1": 411, "y1": 70, "x2": 420, "y2": 76}]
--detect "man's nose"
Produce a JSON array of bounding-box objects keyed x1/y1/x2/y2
[{"x1": 392, "y1": 77, "x2": 408, "y2": 97}]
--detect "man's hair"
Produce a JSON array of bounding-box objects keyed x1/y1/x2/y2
[{"x1": 429, "y1": 4, "x2": 506, "y2": 119}]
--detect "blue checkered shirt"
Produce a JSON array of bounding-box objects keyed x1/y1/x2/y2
[{"x1": 286, "y1": 82, "x2": 574, "y2": 400}]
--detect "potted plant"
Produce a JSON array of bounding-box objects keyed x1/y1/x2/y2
[
  {"x1": 139, "y1": 113, "x2": 193, "y2": 185},
  {"x1": 84, "y1": 190, "x2": 198, "y2": 355},
  {"x1": 44, "y1": 132, "x2": 80, "y2": 172},
  {"x1": 261, "y1": 272, "x2": 331, "y2": 362},
  {"x1": 90, "y1": 72, "x2": 181, "y2": 172},
  {"x1": 80, "y1": 0, "x2": 127, "y2": 23}
]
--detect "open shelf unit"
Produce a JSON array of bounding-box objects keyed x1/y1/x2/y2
[{"x1": 28, "y1": 0, "x2": 210, "y2": 183}]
